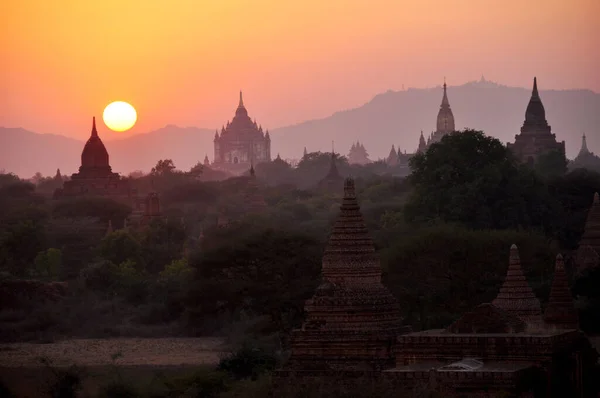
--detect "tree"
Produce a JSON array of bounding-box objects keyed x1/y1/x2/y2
[
  {"x1": 34, "y1": 248, "x2": 63, "y2": 279},
  {"x1": 535, "y1": 150, "x2": 568, "y2": 180},
  {"x1": 151, "y1": 159, "x2": 177, "y2": 176},
  {"x1": 99, "y1": 230, "x2": 144, "y2": 269},
  {"x1": 405, "y1": 129, "x2": 557, "y2": 231}
]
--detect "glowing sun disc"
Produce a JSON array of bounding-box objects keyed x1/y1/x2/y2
[{"x1": 103, "y1": 101, "x2": 137, "y2": 132}]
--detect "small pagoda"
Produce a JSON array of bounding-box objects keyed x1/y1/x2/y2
[
  {"x1": 315, "y1": 152, "x2": 344, "y2": 193},
  {"x1": 543, "y1": 254, "x2": 579, "y2": 330},
  {"x1": 576, "y1": 192, "x2": 600, "y2": 270},
  {"x1": 492, "y1": 244, "x2": 543, "y2": 325}
]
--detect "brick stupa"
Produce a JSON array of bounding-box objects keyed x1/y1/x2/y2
[
  {"x1": 284, "y1": 178, "x2": 410, "y2": 371},
  {"x1": 544, "y1": 254, "x2": 579, "y2": 330},
  {"x1": 576, "y1": 192, "x2": 600, "y2": 269},
  {"x1": 492, "y1": 244, "x2": 542, "y2": 325}
]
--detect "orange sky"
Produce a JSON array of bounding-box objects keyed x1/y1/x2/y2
[{"x1": 1, "y1": 0, "x2": 599, "y2": 140}]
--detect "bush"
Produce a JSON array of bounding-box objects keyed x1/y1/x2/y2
[{"x1": 218, "y1": 343, "x2": 278, "y2": 381}]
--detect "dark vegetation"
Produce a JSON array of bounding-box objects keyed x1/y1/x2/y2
[{"x1": 1, "y1": 129, "x2": 600, "y2": 397}]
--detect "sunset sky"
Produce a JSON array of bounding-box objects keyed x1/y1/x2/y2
[{"x1": 1, "y1": 0, "x2": 599, "y2": 140}]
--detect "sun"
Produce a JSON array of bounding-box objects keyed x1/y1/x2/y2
[{"x1": 103, "y1": 101, "x2": 137, "y2": 132}]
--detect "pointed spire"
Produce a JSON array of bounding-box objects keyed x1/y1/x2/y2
[
  {"x1": 492, "y1": 244, "x2": 542, "y2": 324},
  {"x1": 303, "y1": 147, "x2": 307, "y2": 157},
  {"x1": 544, "y1": 254, "x2": 579, "y2": 329},
  {"x1": 532, "y1": 77, "x2": 539, "y2": 98},
  {"x1": 238, "y1": 90, "x2": 244, "y2": 108},
  {"x1": 91, "y1": 116, "x2": 98, "y2": 137},
  {"x1": 577, "y1": 133, "x2": 590, "y2": 158}
]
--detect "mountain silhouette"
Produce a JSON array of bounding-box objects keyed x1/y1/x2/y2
[{"x1": 2, "y1": 79, "x2": 599, "y2": 178}]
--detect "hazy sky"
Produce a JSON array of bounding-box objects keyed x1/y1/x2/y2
[{"x1": 2, "y1": 0, "x2": 599, "y2": 140}]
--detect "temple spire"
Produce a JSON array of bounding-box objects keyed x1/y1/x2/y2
[
  {"x1": 532, "y1": 77, "x2": 539, "y2": 99},
  {"x1": 492, "y1": 244, "x2": 542, "y2": 324},
  {"x1": 578, "y1": 133, "x2": 590, "y2": 157},
  {"x1": 91, "y1": 116, "x2": 98, "y2": 137},
  {"x1": 239, "y1": 91, "x2": 244, "y2": 108},
  {"x1": 544, "y1": 254, "x2": 579, "y2": 329}
]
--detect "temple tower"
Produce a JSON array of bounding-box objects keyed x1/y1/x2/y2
[
  {"x1": 544, "y1": 254, "x2": 579, "y2": 330},
  {"x1": 576, "y1": 192, "x2": 600, "y2": 269},
  {"x1": 492, "y1": 244, "x2": 543, "y2": 325},
  {"x1": 430, "y1": 80, "x2": 455, "y2": 144},
  {"x1": 507, "y1": 77, "x2": 566, "y2": 165},
  {"x1": 316, "y1": 151, "x2": 344, "y2": 193},
  {"x1": 212, "y1": 92, "x2": 271, "y2": 175},
  {"x1": 284, "y1": 178, "x2": 409, "y2": 371}
]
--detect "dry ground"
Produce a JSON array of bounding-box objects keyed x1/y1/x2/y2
[
  {"x1": 0, "y1": 337, "x2": 227, "y2": 397},
  {"x1": 0, "y1": 337, "x2": 226, "y2": 367}
]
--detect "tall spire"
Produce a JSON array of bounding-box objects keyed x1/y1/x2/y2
[
  {"x1": 544, "y1": 254, "x2": 579, "y2": 330},
  {"x1": 577, "y1": 133, "x2": 591, "y2": 158},
  {"x1": 492, "y1": 244, "x2": 542, "y2": 324},
  {"x1": 523, "y1": 76, "x2": 547, "y2": 127},
  {"x1": 532, "y1": 77, "x2": 539, "y2": 98},
  {"x1": 436, "y1": 79, "x2": 454, "y2": 135},
  {"x1": 91, "y1": 116, "x2": 98, "y2": 137},
  {"x1": 239, "y1": 91, "x2": 244, "y2": 108}
]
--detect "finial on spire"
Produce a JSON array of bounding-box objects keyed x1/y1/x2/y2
[
  {"x1": 532, "y1": 77, "x2": 539, "y2": 97},
  {"x1": 91, "y1": 116, "x2": 98, "y2": 137},
  {"x1": 239, "y1": 91, "x2": 244, "y2": 108}
]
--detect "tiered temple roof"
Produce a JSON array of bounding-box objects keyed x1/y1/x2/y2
[
  {"x1": 492, "y1": 244, "x2": 542, "y2": 324},
  {"x1": 544, "y1": 254, "x2": 579, "y2": 330},
  {"x1": 316, "y1": 152, "x2": 344, "y2": 193},
  {"x1": 576, "y1": 192, "x2": 600, "y2": 269},
  {"x1": 285, "y1": 178, "x2": 408, "y2": 371}
]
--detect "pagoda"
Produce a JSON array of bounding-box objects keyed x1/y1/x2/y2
[
  {"x1": 315, "y1": 152, "x2": 344, "y2": 193},
  {"x1": 212, "y1": 92, "x2": 271, "y2": 175},
  {"x1": 54, "y1": 117, "x2": 131, "y2": 200},
  {"x1": 244, "y1": 163, "x2": 267, "y2": 213},
  {"x1": 570, "y1": 133, "x2": 600, "y2": 171},
  {"x1": 544, "y1": 254, "x2": 579, "y2": 330},
  {"x1": 576, "y1": 192, "x2": 600, "y2": 270},
  {"x1": 429, "y1": 80, "x2": 455, "y2": 144},
  {"x1": 507, "y1": 77, "x2": 566, "y2": 165},
  {"x1": 281, "y1": 178, "x2": 410, "y2": 371},
  {"x1": 492, "y1": 244, "x2": 543, "y2": 325}
]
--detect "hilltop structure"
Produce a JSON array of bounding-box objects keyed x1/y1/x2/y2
[
  {"x1": 212, "y1": 92, "x2": 271, "y2": 175},
  {"x1": 413, "y1": 81, "x2": 456, "y2": 154},
  {"x1": 54, "y1": 117, "x2": 131, "y2": 200},
  {"x1": 507, "y1": 77, "x2": 566, "y2": 165}
]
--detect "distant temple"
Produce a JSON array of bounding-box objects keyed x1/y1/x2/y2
[
  {"x1": 347, "y1": 141, "x2": 371, "y2": 165},
  {"x1": 316, "y1": 152, "x2": 344, "y2": 193},
  {"x1": 415, "y1": 81, "x2": 456, "y2": 154},
  {"x1": 54, "y1": 117, "x2": 131, "y2": 200},
  {"x1": 212, "y1": 92, "x2": 271, "y2": 175},
  {"x1": 507, "y1": 77, "x2": 566, "y2": 165},
  {"x1": 570, "y1": 133, "x2": 600, "y2": 171}
]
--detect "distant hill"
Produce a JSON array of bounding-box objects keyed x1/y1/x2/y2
[{"x1": 2, "y1": 78, "x2": 599, "y2": 178}]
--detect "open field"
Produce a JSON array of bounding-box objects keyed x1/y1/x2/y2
[
  {"x1": 0, "y1": 338, "x2": 227, "y2": 397},
  {"x1": 0, "y1": 337, "x2": 225, "y2": 367}
]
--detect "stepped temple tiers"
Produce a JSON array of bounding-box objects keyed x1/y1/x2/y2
[
  {"x1": 274, "y1": 240, "x2": 598, "y2": 397},
  {"x1": 576, "y1": 192, "x2": 600, "y2": 270},
  {"x1": 507, "y1": 77, "x2": 566, "y2": 165},
  {"x1": 571, "y1": 133, "x2": 600, "y2": 171},
  {"x1": 281, "y1": 178, "x2": 410, "y2": 371},
  {"x1": 212, "y1": 92, "x2": 271, "y2": 175},
  {"x1": 54, "y1": 117, "x2": 131, "y2": 200}
]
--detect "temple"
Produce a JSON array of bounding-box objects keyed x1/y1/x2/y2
[
  {"x1": 348, "y1": 141, "x2": 370, "y2": 165},
  {"x1": 315, "y1": 152, "x2": 344, "y2": 193},
  {"x1": 280, "y1": 178, "x2": 410, "y2": 372},
  {"x1": 212, "y1": 92, "x2": 271, "y2": 175},
  {"x1": 54, "y1": 117, "x2": 131, "y2": 199},
  {"x1": 274, "y1": 242, "x2": 598, "y2": 397},
  {"x1": 491, "y1": 244, "x2": 543, "y2": 325},
  {"x1": 570, "y1": 133, "x2": 600, "y2": 171},
  {"x1": 244, "y1": 164, "x2": 267, "y2": 213},
  {"x1": 544, "y1": 254, "x2": 579, "y2": 330},
  {"x1": 129, "y1": 191, "x2": 162, "y2": 227},
  {"x1": 507, "y1": 77, "x2": 566, "y2": 165},
  {"x1": 576, "y1": 192, "x2": 600, "y2": 270},
  {"x1": 430, "y1": 80, "x2": 455, "y2": 145}
]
